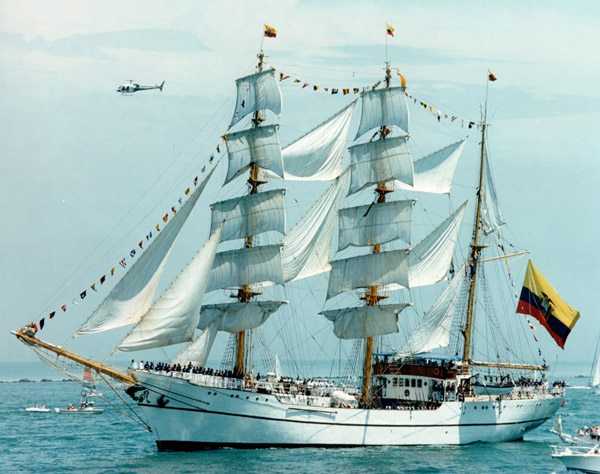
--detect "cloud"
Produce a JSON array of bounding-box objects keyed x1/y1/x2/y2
[{"x1": 0, "y1": 29, "x2": 207, "y2": 59}]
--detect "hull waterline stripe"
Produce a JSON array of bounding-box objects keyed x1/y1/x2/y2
[{"x1": 155, "y1": 437, "x2": 528, "y2": 450}]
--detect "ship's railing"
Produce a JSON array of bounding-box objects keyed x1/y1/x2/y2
[
  {"x1": 141, "y1": 367, "x2": 563, "y2": 409},
  {"x1": 551, "y1": 444, "x2": 600, "y2": 457},
  {"x1": 501, "y1": 384, "x2": 564, "y2": 400},
  {"x1": 144, "y1": 369, "x2": 245, "y2": 390},
  {"x1": 142, "y1": 368, "x2": 358, "y2": 399},
  {"x1": 276, "y1": 393, "x2": 334, "y2": 408},
  {"x1": 461, "y1": 384, "x2": 564, "y2": 402}
]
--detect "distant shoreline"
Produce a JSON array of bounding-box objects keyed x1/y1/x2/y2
[{"x1": 0, "y1": 378, "x2": 75, "y2": 383}]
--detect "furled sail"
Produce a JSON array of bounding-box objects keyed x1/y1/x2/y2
[
  {"x1": 210, "y1": 189, "x2": 286, "y2": 242},
  {"x1": 481, "y1": 152, "x2": 505, "y2": 235},
  {"x1": 355, "y1": 86, "x2": 409, "y2": 139},
  {"x1": 348, "y1": 136, "x2": 414, "y2": 195},
  {"x1": 282, "y1": 169, "x2": 349, "y2": 282},
  {"x1": 76, "y1": 169, "x2": 215, "y2": 335},
  {"x1": 230, "y1": 69, "x2": 282, "y2": 128},
  {"x1": 207, "y1": 245, "x2": 284, "y2": 292},
  {"x1": 171, "y1": 324, "x2": 218, "y2": 367},
  {"x1": 398, "y1": 263, "x2": 466, "y2": 355},
  {"x1": 197, "y1": 301, "x2": 284, "y2": 333},
  {"x1": 337, "y1": 199, "x2": 413, "y2": 251},
  {"x1": 327, "y1": 249, "x2": 409, "y2": 299},
  {"x1": 283, "y1": 101, "x2": 357, "y2": 181},
  {"x1": 224, "y1": 125, "x2": 283, "y2": 185},
  {"x1": 115, "y1": 223, "x2": 223, "y2": 352},
  {"x1": 322, "y1": 304, "x2": 410, "y2": 339},
  {"x1": 394, "y1": 139, "x2": 466, "y2": 194}
]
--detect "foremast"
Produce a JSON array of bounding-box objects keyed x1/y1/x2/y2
[
  {"x1": 234, "y1": 51, "x2": 267, "y2": 376},
  {"x1": 360, "y1": 63, "x2": 394, "y2": 404}
]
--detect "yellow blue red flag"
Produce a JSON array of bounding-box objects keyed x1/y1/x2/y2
[
  {"x1": 517, "y1": 260, "x2": 579, "y2": 349},
  {"x1": 264, "y1": 25, "x2": 277, "y2": 38},
  {"x1": 387, "y1": 24, "x2": 395, "y2": 37}
]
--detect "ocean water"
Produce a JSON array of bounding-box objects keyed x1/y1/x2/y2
[{"x1": 0, "y1": 362, "x2": 594, "y2": 473}]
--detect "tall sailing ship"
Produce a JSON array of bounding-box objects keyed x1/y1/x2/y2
[{"x1": 14, "y1": 36, "x2": 575, "y2": 449}]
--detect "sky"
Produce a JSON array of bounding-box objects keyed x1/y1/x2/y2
[{"x1": 1, "y1": 0, "x2": 599, "y2": 373}]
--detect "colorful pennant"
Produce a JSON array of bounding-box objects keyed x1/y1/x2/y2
[{"x1": 32, "y1": 150, "x2": 221, "y2": 334}]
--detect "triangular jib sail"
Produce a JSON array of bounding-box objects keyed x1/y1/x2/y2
[
  {"x1": 115, "y1": 223, "x2": 224, "y2": 352},
  {"x1": 76, "y1": 168, "x2": 216, "y2": 336}
]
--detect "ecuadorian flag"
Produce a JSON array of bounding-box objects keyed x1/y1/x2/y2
[
  {"x1": 264, "y1": 25, "x2": 277, "y2": 38},
  {"x1": 517, "y1": 260, "x2": 580, "y2": 349}
]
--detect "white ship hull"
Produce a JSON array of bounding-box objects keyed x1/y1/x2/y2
[{"x1": 132, "y1": 372, "x2": 562, "y2": 450}]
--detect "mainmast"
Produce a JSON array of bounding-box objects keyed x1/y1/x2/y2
[
  {"x1": 360, "y1": 62, "x2": 393, "y2": 405},
  {"x1": 461, "y1": 97, "x2": 488, "y2": 369},
  {"x1": 234, "y1": 51, "x2": 267, "y2": 376}
]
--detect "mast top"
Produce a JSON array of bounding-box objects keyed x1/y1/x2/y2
[
  {"x1": 257, "y1": 51, "x2": 265, "y2": 73},
  {"x1": 385, "y1": 61, "x2": 391, "y2": 88}
]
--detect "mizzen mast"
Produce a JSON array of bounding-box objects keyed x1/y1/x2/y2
[{"x1": 461, "y1": 89, "x2": 489, "y2": 370}]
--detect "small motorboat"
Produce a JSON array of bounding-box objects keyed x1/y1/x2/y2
[
  {"x1": 54, "y1": 400, "x2": 104, "y2": 414},
  {"x1": 25, "y1": 404, "x2": 50, "y2": 413},
  {"x1": 552, "y1": 444, "x2": 600, "y2": 473}
]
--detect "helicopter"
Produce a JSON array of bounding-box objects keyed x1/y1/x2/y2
[{"x1": 116, "y1": 80, "x2": 165, "y2": 94}]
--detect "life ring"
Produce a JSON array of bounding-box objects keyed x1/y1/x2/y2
[
  {"x1": 433, "y1": 367, "x2": 441, "y2": 377},
  {"x1": 404, "y1": 389, "x2": 410, "y2": 397}
]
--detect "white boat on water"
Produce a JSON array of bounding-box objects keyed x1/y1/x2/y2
[
  {"x1": 25, "y1": 404, "x2": 50, "y2": 413},
  {"x1": 590, "y1": 336, "x2": 600, "y2": 395},
  {"x1": 552, "y1": 444, "x2": 600, "y2": 473},
  {"x1": 54, "y1": 400, "x2": 104, "y2": 414},
  {"x1": 13, "y1": 29, "x2": 581, "y2": 450}
]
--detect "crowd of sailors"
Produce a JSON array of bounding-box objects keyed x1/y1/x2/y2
[
  {"x1": 131, "y1": 359, "x2": 244, "y2": 379},
  {"x1": 129, "y1": 359, "x2": 351, "y2": 397}
]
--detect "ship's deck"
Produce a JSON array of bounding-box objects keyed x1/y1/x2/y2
[{"x1": 133, "y1": 367, "x2": 565, "y2": 411}]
